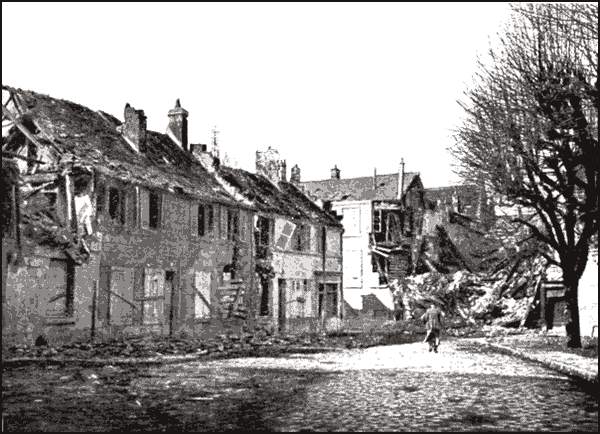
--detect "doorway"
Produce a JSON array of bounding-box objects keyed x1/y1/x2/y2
[
  {"x1": 278, "y1": 279, "x2": 286, "y2": 332},
  {"x1": 166, "y1": 270, "x2": 176, "y2": 337},
  {"x1": 318, "y1": 283, "x2": 339, "y2": 318}
]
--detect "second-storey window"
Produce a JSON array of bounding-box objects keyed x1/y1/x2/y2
[
  {"x1": 141, "y1": 188, "x2": 162, "y2": 229},
  {"x1": 293, "y1": 224, "x2": 311, "y2": 252},
  {"x1": 226, "y1": 208, "x2": 239, "y2": 241},
  {"x1": 108, "y1": 187, "x2": 126, "y2": 225},
  {"x1": 193, "y1": 203, "x2": 214, "y2": 237}
]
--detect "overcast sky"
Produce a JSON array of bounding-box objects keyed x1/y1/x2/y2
[{"x1": 2, "y1": 2, "x2": 511, "y2": 187}]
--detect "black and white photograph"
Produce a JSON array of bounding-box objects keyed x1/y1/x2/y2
[{"x1": 1, "y1": 2, "x2": 598, "y2": 432}]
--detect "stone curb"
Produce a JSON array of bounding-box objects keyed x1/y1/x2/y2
[
  {"x1": 483, "y1": 342, "x2": 598, "y2": 385},
  {"x1": 1, "y1": 346, "x2": 341, "y2": 368}
]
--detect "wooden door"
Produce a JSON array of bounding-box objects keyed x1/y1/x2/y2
[{"x1": 278, "y1": 279, "x2": 286, "y2": 332}]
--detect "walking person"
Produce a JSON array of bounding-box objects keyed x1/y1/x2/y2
[{"x1": 421, "y1": 303, "x2": 444, "y2": 353}]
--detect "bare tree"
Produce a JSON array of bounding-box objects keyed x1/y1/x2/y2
[{"x1": 452, "y1": 3, "x2": 598, "y2": 347}]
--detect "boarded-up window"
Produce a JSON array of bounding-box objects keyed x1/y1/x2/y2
[
  {"x1": 144, "y1": 269, "x2": 164, "y2": 297},
  {"x1": 275, "y1": 220, "x2": 296, "y2": 250},
  {"x1": 46, "y1": 259, "x2": 74, "y2": 317},
  {"x1": 190, "y1": 203, "x2": 199, "y2": 236},
  {"x1": 286, "y1": 278, "x2": 312, "y2": 318},
  {"x1": 220, "y1": 205, "x2": 228, "y2": 240},
  {"x1": 142, "y1": 268, "x2": 165, "y2": 324},
  {"x1": 109, "y1": 266, "x2": 135, "y2": 325},
  {"x1": 239, "y1": 210, "x2": 247, "y2": 242},
  {"x1": 194, "y1": 271, "x2": 211, "y2": 319}
]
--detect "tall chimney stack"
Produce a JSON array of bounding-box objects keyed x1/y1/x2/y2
[
  {"x1": 122, "y1": 103, "x2": 147, "y2": 152},
  {"x1": 373, "y1": 167, "x2": 377, "y2": 189},
  {"x1": 398, "y1": 157, "x2": 405, "y2": 199},
  {"x1": 167, "y1": 99, "x2": 189, "y2": 151},
  {"x1": 330, "y1": 165, "x2": 340, "y2": 179},
  {"x1": 290, "y1": 164, "x2": 301, "y2": 184}
]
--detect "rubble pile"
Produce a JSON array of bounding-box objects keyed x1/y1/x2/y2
[
  {"x1": 3, "y1": 327, "x2": 384, "y2": 362},
  {"x1": 392, "y1": 252, "x2": 547, "y2": 328}
]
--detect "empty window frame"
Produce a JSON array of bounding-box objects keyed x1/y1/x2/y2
[
  {"x1": 293, "y1": 224, "x2": 311, "y2": 252},
  {"x1": 108, "y1": 187, "x2": 126, "y2": 225}
]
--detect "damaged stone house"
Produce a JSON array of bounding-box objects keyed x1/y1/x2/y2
[
  {"x1": 192, "y1": 145, "x2": 345, "y2": 333},
  {"x1": 1, "y1": 86, "x2": 256, "y2": 346},
  {"x1": 301, "y1": 162, "x2": 426, "y2": 319}
]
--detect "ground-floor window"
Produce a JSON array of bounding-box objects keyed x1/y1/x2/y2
[
  {"x1": 194, "y1": 271, "x2": 211, "y2": 319},
  {"x1": 318, "y1": 283, "x2": 339, "y2": 318},
  {"x1": 142, "y1": 268, "x2": 165, "y2": 325},
  {"x1": 47, "y1": 259, "x2": 75, "y2": 317},
  {"x1": 259, "y1": 277, "x2": 270, "y2": 316}
]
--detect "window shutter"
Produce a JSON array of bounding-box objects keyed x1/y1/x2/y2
[
  {"x1": 239, "y1": 210, "x2": 246, "y2": 241},
  {"x1": 144, "y1": 268, "x2": 165, "y2": 297},
  {"x1": 275, "y1": 220, "x2": 296, "y2": 250},
  {"x1": 207, "y1": 204, "x2": 214, "y2": 235},
  {"x1": 98, "y1": 265, "x2": 111, "y2": 323},
  {"x1": 221, "y1": 206, "x2": 228, "y2": 240},
  {"x1": 194, "y1": 271, "x2": 212, "y2": 319},
  {"x1": 140, "y1": 189, "x2": 150, "y2": 228},
  {"x1": 190, "y1": 203, "x2": 199, "y2": 236}
]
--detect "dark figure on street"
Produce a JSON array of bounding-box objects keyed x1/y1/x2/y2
[{"x1": 421, "y1": 304, "x2": 444, "y2": 353}]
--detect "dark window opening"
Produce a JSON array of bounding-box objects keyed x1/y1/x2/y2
[
  {"x1": 260, "y1": 277, "x2": 270, "y2": 316},
  {"x1": 96, "y1": 182, "x2": 106, "y2": 216},
  {"x1": 108, "y1": 187, "x2": 126, "y2": 225},
  {"x1": 293, "y1": 224, "x2": 310, "y2": 252},
  {"x1": 198, "y1": 204, "x2": 205, "y2": 236},
  {"x1": 206, "y1": 204, "x2": 214, "y2": 234},
  {"x1": 316, "y1": 226, "x2": 325, "y2": 254},
  {"x1": 227, "y1": 209, "x2": 239, "y2": 240},
  {"x1": 149, "y1": 191, "x2": 161, "y2": 229}
]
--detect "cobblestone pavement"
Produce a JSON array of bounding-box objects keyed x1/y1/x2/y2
[{"x1": 2, "y1": 339, "x2": 598, "y2": 431}]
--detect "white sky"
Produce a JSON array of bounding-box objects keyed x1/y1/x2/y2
[{"x1": 2, "y1": 2, "x2": 511, "y2": 187}]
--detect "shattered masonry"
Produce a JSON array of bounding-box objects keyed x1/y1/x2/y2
[{"x1": 1, "y1": 86, "x2": 343, "y2": 346}]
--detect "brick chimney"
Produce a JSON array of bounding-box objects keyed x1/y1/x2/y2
[
  {"x1": 330, "y1": 165, "x2": 340, "y2": 179},
  {"x1": 290, "y1": 164, "x2": 301, "y2": 184},
  {"x1": 256, "y1": 146, "x2": 287, "y2": 185},
  {"x1": 122, "y1": 103, "x2": 147, "y2": 152},
  {"x1": 398, "y1": 158, "x2": 406, "y2": 200},
  {"x1": 167, "y1": 99, "x2": 189, "y2": 151}
]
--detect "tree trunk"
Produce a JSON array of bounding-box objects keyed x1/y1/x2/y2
[{"x1": 563, "y1": 272, "x2": 582, "y2": 348}]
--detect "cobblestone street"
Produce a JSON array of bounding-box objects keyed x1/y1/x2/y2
[{"x1": 2, "y1": 339, "x2": 598, "y2": 431}]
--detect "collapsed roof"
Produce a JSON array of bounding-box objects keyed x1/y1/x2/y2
[
  {"x1": 219, "y1": 165, "x2": 342, "y2": 227},
  {"x1": 301, "y1": 172, "x2": 420, "y2": 202},
  {"x1": 2, "y1": 85, "x2": 241, "y2": 207}
]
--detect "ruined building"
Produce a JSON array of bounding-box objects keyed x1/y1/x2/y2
[
  {"x1": 1, "y1": 86, "x2": 256, "y2": 346},
  {"x1": 301, "y1": 162, "x2": 425, "y2": 318},
  {"x1": 193, "y1": 145, "x2": 345, "y2": 333}
]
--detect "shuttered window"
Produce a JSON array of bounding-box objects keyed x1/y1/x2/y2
[{"x1": 194, "y1": 271, "x2": 211, "y2": 319}]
